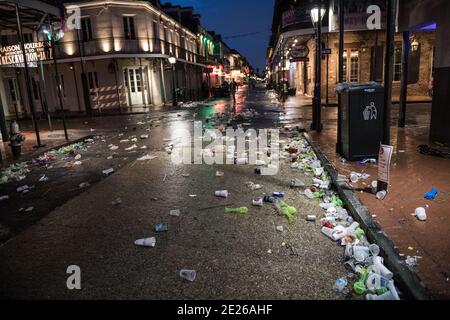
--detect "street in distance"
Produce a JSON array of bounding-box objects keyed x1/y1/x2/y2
[{"x1": 177, "y1": 304, "x2": 273, "y2": 318}]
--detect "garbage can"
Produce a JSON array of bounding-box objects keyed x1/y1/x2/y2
[{"x1": 337, "y1": 82, "x2": 384, "y2": 161}]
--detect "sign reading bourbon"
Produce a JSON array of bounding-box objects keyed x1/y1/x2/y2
[{"x1": 0, "y1": 41, "x2": 52, "y2": 66}]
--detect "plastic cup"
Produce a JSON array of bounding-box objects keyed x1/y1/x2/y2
[
  {"x1": 415, "y1": 207, "x2": 427, "y2": 221},
  {"x1": 369, "y1": 244, "x2": 380, "y2": 257},
  {"x1": 373, "y1": 256, "x2": 394, "y2": 280},
  {"x1": 353, "y1": 246, "x2": 370, "y2": 263},
  {"x1": 252, "y1": 198, "x2": 263, "y2": 207},
  {"x1": 180, "y1": 269, "x2": 197, "y2": 282},
  {"x1": 215, "y1": 190, "x2": 229, "y2": 198}
]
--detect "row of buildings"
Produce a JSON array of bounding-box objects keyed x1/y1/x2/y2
[
  {"x1": 266, "y1": 0, "x2": 436, "y2": 102},
  {"x1": 266, "y1": 0, "x2": 450, "y2": 144},
  {"x1": 0, "y1": 0, "x2": 252, "y2": 122}
]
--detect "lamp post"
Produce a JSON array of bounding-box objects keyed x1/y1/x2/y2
[
  {"x1": 310, "y1": 6, "x2": 326, "y2": 132},
  {"x1": 168, "y1": 56, "x2": 177, "y2": 107}
]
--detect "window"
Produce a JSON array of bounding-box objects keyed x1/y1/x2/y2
[
  {"x1": 88, "y1": 71, "x2": 99, "y2": 90},
  {"x1": 393, "y1": 46, "x2": 402, "y2": 81},
  {"x1": 81, "y1": 17, "x2": 93, "y2": 42},
  {"x1": 350, "y1": 50, "x2": 359, "y2": 82},
  {"x1": 123, "y1": 16, "x2": 136, "y2": 40},
  {"x1": 341, "y1": 50, "x2": 359, "y2": 83}
]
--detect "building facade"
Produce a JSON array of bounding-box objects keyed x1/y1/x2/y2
[
  {"x1": 0, "y1": 0, "x2": 207, "y2": 119},
  {"x1": 267, "y1": 0, "x2": 436, "y2": 102}
]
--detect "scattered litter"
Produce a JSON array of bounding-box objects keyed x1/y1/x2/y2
[
  {"x1": 17, "y1": 185, "x2": 30, "y2": 193},
  {"x1": 424, "y1": 187, "x2": 438, "y2": 200},
  {"x1": 39, "y1": 175, "x2": 49, "y2": 182},
  {"x1": 414, "y1": 207, "x2": 427, "y2": 221},
  {"x1": 179, "y1": 269, "x2": 196, "y2": 282},
  {"x1": 252, "y1": 198, "x2": 263, "y2": 207},
  {"x1": 225, "y1": 207, "x2": 248, "y2": 214},
  {"x1": 306, "y1": 215, "x2": 317, "y2": 222},
  {"x1": 170, "y1": 209, "x2": 181, "y2": 217},
  {"x1": 246, "y1": 181, "x2": 263, "y2": 190},
  {"x1": 215, "y1": 190, "x2": 229, "y2": 198},
  {"x1": 107, "y1": 156, "x2": 113, "y2": 160},
  {"x1": 405, "y1": 256, "x2": 418, "y2": 269},
  {"x1": 189, "y1": 194, "x2": 197, "y2": 198},
  {"x1": 79, "y1": 182, "x2": 91, "y2": 189},
  {"x1": 74, "y1": 154, "x2": 82, "y2": 160},
  {"x1": 125, "y1": 144, "x2": 138, "y2": 151},
  {"x1": 333, "y1": 277, "x2": 348, "y2": 293},
  {"x1": 134, "y1": 237, "x2": 156, "y2": 248},
  {"x1": 290, "y1": 179, "x2": 305, "y2": 188},
  {"x1": 276, "y1": 225, "x2": 284, "y2": 232},
  {"x1": 109, "y1": 145, "x2": 119, "y2": 151},
  {"x1": 376, "y1": 190, "x2": 387, "y2": 200},
  {"x1": 102, "y1": 168, "x2": 115, "y2": 176},
  {"x1": 215, "y1": 171, "x2": 224, "y2": 177},
  {"x1": 360, "y1": 158, "x2": 377, "y2": 165},
  {"x1": 24, "y1": 207, "x2": 34, "y2": 213},
  {"x1": 0, "y1": 195, "x2": 9, "y2": 201},
  {"x1": 137, "y1": 155, "x2": 158, "y2": 161},
  {"x1": 140, "y1": 134, "x2": 149, "y2": 139},
  {"x1": 155, "y1": 223, "x2": 168, "y2": 232},
  {"x1": 182, "y1": 174, "x2": 190, "y2": 177},
  {"x1": 111, "y1": 198, "x2": 122, "y2": 206},
  {"x1": 0, "y1": 162, "x2": 30, "y2": 184}
]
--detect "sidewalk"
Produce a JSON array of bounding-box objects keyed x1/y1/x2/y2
[{"x1": 284, "y1": 95, "x2": 450, "y2": 299}]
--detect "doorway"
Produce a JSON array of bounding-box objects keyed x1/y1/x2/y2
[{"x1": 124, "y1": 67, "x2": 148, "y2": 106}]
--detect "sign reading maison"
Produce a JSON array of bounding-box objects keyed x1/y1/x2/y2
[{"x1": 0, "y1": 41, "x2": 52, "y2": 66}]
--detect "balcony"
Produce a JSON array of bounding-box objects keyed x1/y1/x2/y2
[{"x1": 53, "y1": 37, "x2": 198, "y2": 62}]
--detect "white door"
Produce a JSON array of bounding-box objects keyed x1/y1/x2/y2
[{"x1": 124, "y1": 68, "x2": 147, "y2": 106}]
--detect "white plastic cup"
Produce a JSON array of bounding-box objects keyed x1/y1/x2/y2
[
  {"x1": 350, "y1": 172, "x2": 359, "y2": 183},
  {"x1": 215, "y1": 190, "x2": 229, "y2": 198},
  {"x1": 347, "y1": 222, "x2": 360, "y2": 235},
  {"x1": 306, "y1": 215, "x2": 317, "y2": 222},
  {"x1": 252, "y1": 198, "x2": 263, "y2": 207},
  {"x1": 371, "y1": 181, "x2": 378, "y2": 193},
  {"x1": 373, "y1": 256, "x2": 394, "y2": 280},
  {"x1": 353, "y1": 246, "x2": 370, "y2": 263},
  {"x1": 376, "y1": 190, "x2": 387, "y2": 200},
  {"x1": 415, "y1": 207, "x2": 427, "y2": 221},
  {"x1": 369, "y1": 244, "x2": 380, "y2": 257},
  {"x1": 387, "y1": 280, "x2": 401, "y2": 300},
  {"x1": 134, "y1": 237, "x2": 156, "y2": 248},
  {"x1": 180, "y1": 269, "x2": 197, "y2": 282}
]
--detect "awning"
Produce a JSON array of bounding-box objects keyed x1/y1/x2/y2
[{"x1": 0, "y1": 0, "x2": 63, "y2": 31}]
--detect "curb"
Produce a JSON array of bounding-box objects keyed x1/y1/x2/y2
[{"x1": 304, "y1": 132, "x2": 433, "y2": 300}]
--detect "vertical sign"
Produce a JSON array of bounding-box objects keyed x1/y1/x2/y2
[{"x1": 377, "y1": 144, "x2": 394, "y2": 192}]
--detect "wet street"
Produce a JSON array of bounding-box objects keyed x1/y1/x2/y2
[{"x1": 0, "y1": 86, "x2": 356, "y2": 299}]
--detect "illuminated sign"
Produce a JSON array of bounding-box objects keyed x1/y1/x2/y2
[{"x1": 0, "y1": 41, "x2": 52, "y2": 67}]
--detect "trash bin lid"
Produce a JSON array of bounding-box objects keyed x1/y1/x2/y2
[{"x1": 336, "y1": 82, "x2": 383, "y2": 93}]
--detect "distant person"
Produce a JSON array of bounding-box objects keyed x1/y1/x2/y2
[{"x1": 230, "y1": 79, "x2": 238, "y2": 103}]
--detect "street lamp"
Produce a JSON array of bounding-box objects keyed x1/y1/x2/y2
[
  {"x1": 168, "y1": 56, "x2": 177, "y2": 107},
  {"x1": 310, "y1": 6, "x2": 326, "y2": 132}
]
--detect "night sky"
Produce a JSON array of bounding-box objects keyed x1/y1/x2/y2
[{"x1": 164, "y1": 0, "x2": 274, "y2": 72}]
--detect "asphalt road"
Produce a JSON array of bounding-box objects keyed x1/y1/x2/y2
[{"x1": 0, "y1": 87, "x2": 355, "y2": 299}]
